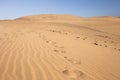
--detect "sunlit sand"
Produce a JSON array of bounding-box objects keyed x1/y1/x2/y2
[{"x1": 0, "y1": 14, "x2": 120, "y2": 80}]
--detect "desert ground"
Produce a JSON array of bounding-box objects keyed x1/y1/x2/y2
[{"x1": 0, "y1": 14, "x2": 120, "y2": 80}]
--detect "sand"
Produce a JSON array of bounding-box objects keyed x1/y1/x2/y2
[{"x1": 0, "y1": 14, "x2": 120, "y2": 80}]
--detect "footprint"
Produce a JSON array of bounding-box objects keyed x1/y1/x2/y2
[
  {"x1": 52, "y1": 42, "x2": 56, "y2": 45},
  {"x1": 62, "y1": 69, "x2": 84, "y2": 79},
  {"x1": 104, "y1": 41, "x2": 107, "y2": 43},
  {"x1": 110, "y1": 41, "x2": 114, "y2": 44},
  {"x1": 52, "y1": 30, "x2": 55, "y2": 32},
  {"x1": 118, "y1": 49, "x2": 120, "y2": 51},
  {"x1": 66, "y1": 58, "x2": 81, "y2": 65},
  {"x1": 46, "y1": 40, "x2": 52, "y2": 44},
  {"x1": 67, "y1": 58, "x2": 73, "y2": 62},
  {"x1": 114, "y1": 48, "x2": 117, "y2": 50},
  {"x1": 72, "y1": 60, "x2": 81, "y2": 64},
  {"x1": 63, "y1": 56, "x2": 67, "y2": 59},
  {"x1": 104, "y1": 44, "x2": 107, "y2": 47},
  {"x1": 64, "y1": 32, "x2": 68, "y2": 35},
  {"x1": 83, "y1": 37, "x2": 87, "y2": 40},
  {"x1": 99, "y1": 44, "x2": 102, "y2": 46},
  {"x1": 62, "y1": 69, "x2": 69, "y2": 75},
  {"x1": 46, "y1": 40, "x2": 50, "y2": 43},
  {"x1": 61, "y1": 50, "x2": 66, "y2": 53},
  {"x1": 93, "y1": 42, "x2": 98, "y2": 46},
  {"x1": 53, "y1": 49, "x2": 59, "y2": 53},
  {"x1": 76, "y1": 37, "x2": 80, "y2": 39}
]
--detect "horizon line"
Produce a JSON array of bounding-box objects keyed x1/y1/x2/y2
[{"x1": 0, "y1": 13, "x2": 119, "y2": 20}]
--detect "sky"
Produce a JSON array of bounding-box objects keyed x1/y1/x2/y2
[{"x1": 0, "y1": 0, "x2": 120, "y2": 19}]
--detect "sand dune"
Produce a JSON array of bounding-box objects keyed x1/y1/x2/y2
[{"x1": 0, "y1": 14, "x2": 120, "y2": 80}]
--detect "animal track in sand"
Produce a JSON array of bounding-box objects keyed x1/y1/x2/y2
[
  {"x1": 63, "y1": 57, "x2": 81, "y2": 65},
  {"x1": 118, "y1": 49, "x2": 120, "y2": 51},
  {"x1": 69, "y1": 59, "x2": 81, "y2": 65},
  {"x1": 43, "y1": 36, "x2": 67, "y2": 55},
  {"x1": 63, "y1": 32, "x2": 69, "y2": 35},
  {"x1": 46, "y1": 40, "x2": 51, "y2": 43},
  {"x1": 54, "y1": 45, "x2": 64, "y2": 49},
  {"x1": 47, "y1": 40, "x2": 66, "y2": 53},
  {"x1": 49, "y1": 30, "x2": 62, "y2": 34},
  {"x1": 49, "y1": 29, "x2": 71, "y2": 35},
  {"x1": 61, "y1": 50, "x2": 66, "y2": 54},
  {"x1": 76, "y1": 37, "x2": 80, "y2": 40},
  {"x1": 52, "y1": 42, "x2": 57, "y2": 45},
  {"x1": 53, "y1": 48, "x2": 66, "y2": 54},
  {"x1": 99, "y1": 44, "x2": 102, "y2": 46},
  {"x1": 93, "y1": 42, "x2": 98, "y2": 46},
  {"x1": 82, "y1": 37, "x2": 87, "y2": 40},
  {"x1": 63, "y1": 56, "x2": 67, "y2": 59},
  {"x1": 114, "y1": 48, "x2": 117, "y2": 50},
  {"x1": 62, "y1": 68, "x2": 84, "y2": 80},
  {"x1": 45, "y1": 40, "x2": 56, "y2": 45},
  {"x1": 53, "y1": 49, "x2": 59, "y2": 53},
  {"x1": 96, "y1": 35, "x2": 111, "y2": 39},
  {"x1": 93, "y1": 42, "x2": 108, "y2": 48},
  {"x1": 104, "y1": 44, "x2": 107, "y2": 47},
  {"x1": 91, "y1": 40, "x2": 120, "y2": 52}
]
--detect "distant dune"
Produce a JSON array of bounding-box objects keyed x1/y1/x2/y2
[
  {"x1": 0, "y1": 14, "x2": 120, "y2": 80},
  {"x1": 15, "y1": 14, "x2": 83, "y2": 22},
  {"x1": 15, "y1": 14, "x2": 120, "y2": 35}
]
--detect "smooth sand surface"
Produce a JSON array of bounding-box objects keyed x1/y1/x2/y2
[{"x1": 0, "y1": 14, "x2": 120, "y2": 80}]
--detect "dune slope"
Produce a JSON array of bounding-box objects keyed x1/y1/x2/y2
[{"x1": 0, "y1": 14, "x2": 120, "y2": 80}]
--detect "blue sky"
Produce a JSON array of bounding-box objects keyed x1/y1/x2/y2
[{"x1": 0, "y1": 0, "x2": 120, "y2": 19}]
